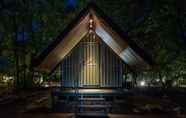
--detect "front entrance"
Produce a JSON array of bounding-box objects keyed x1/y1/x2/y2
[
  {"x1": 79, "y1": 34, "x2": 100, "y2": 87},
  {"x1": 61, "y1": 33, "x2": 124, "y2": 88}
]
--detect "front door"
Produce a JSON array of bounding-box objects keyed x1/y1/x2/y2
[{"x1": 79, "y1": 34, "x2": 100, "y2": 87}]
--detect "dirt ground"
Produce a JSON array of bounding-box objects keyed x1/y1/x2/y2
[
  {"x1": 0, "y1": 113, "x2": 184, "y2": 118},
  {"x1": 0, "y1": 88, "x2": 186, "y2": 118}
]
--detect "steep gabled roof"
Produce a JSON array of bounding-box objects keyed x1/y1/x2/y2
[{"x1": 32, "y1": 2, "x2": 153, "y2": 73}]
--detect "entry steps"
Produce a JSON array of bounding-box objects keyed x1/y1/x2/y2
[
  {"x1": 78, "y1": 97, "x2": 105, "y2": 101},
  {"x1": 76, "y1": 96, "x2": 109, "y2": 118}
]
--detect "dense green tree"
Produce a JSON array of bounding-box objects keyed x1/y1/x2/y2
[{"x1": 0, "y1": 0, "x2": 185, "y2": 88}]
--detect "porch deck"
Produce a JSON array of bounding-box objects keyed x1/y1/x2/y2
[
  {"x1": 52, "y1": 88, "x2": 128, "y2": 114},
  {"x1": 53, "y1": 88, "x2": 128, "y2": 97}
]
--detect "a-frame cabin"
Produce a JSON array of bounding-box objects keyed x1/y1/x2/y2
[
  {"x1": 32, "y1": 2, "x2": 153, "y2": 115},
  {"x1": 33, "y1": 3, "x2": 152, "y2": 89}
]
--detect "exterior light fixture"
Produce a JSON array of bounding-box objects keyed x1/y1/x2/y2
[
  {"x1": 156, "y1": 79, "x2": 160, "y2": 82},
  {"x1": 140, "y1": 80, "x2": 146, "y2": 87},
  {"x1": 89, "y1": 19, "x2": 93, "y2": 23},
  {"x1": 2, "y1": 76, "x2": 13, "y2": 83},
  {"x1": 88, "y1": 14, "x2": 95, "y2": 34}
]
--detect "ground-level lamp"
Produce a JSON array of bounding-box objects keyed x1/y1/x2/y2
[{"x1": 140, "y1": 80, "x2": 146, "y2": 87}]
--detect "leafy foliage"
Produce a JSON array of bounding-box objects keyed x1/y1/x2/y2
[{"x1": 0, "y1": 0, "x2": 185, "y2": 88}]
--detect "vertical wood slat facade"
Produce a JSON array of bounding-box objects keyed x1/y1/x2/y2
[{"x1": 61, "y1": 33, "x2": 125, "y2": 88}]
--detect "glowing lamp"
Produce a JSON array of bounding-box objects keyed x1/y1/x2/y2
[{"x1": 140, "y1": 80, "x2": 146, "y2": 87}]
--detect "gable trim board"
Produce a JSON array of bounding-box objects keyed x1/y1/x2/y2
[{"x1": 32, "y1": 3, "x2": 153, "y2": 73}]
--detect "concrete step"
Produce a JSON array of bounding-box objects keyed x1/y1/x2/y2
[
  {"x1": 79, "y1": 97, "x2": 105, "y2": 101},
  {"x1": 77, "y1": 104, "x2": 108, "y2": 108},
  {"x1": 77, "y1": 112, "x2": 108, "y2": 118}
]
